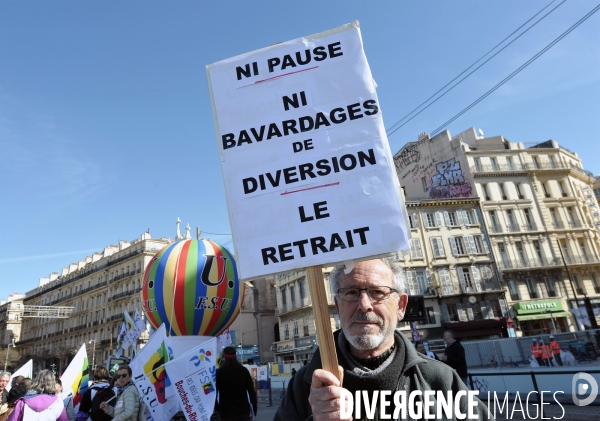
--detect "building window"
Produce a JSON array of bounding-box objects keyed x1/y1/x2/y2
[
  {"x1": 506, "y1": 157, "x2": 515, "y2": 171},
  {"x1": 515, "y1": 182, "x2": 524, "y2": 199},
  {"x1": 508, "y1": 280, "x2": 520, "y2": 300},
  {"x1": 409, "y1": 213, "x2": 419, "y2": 229},
  {"x1": 498, "y1": 242, "x2": 508, "y2": 265},
  {"x1": 542, "y1": 182, "x2": 550, "y2": 198},
  {"x1": 543, "y1": 277, "x2": 556, "y2": 297},
  {"x1": 448, "y1": 236, "x2": 466, "y2": 255},
  {"x1": 472, "y1": 235, "x2": 487, "y2": 254},
  {"x1": 533, "y1": 240, "x2": 543, "y2": 261},
  {"x1": 523, "y1": 208, "x2": 535, "y2": 230},
  {"x1": 409, "y1": 238, "x2": 423, "y2": 259},
  {"x1": 481, "y1": 184, "x2": 490, "y2": 201},
  {"x1": 572, "y1": 274, "x2": 583, "y2": 295},
  {"x1": 474, "y1": 158, "x2": 482, "y2": 172},
  {"x1": 591, "y1": 274, "x2": 600, "y2": 293},
  {"x1": 444, "y1": 211, "x2": 459, "y2": 226},
  {"x1": 284, "y1": 323, "x2": 289, "y2": 340},
  {"x1": 293, "y1": 320, "x2": 299, "y2": 338},
  {"x1": 550, "y1": 208, "x2": 562, "y2": 228},
  {"x1": 299, "y1": 280, "x2": 305, "y2": 301},
  {"x1": 280, "y1": 287, "x2": 287, "y2": 310},
  {"x1": 421, "y1": 177, "x2": 428, "y2": 192},
  {"x1": 407, "y1": 269, "x2": 428, "y2": 295},
  {"x1": 559, "y1": 181, "x2": 568, "y2": 197},
  {"x1": 290, "y1": 285, "x2": 296, "y2": 310},
  {"x1": 490, "y1": 157, "x2": 499, "y2": 171},
  {"x1": 489, "y1": 210, "x2": 500, "y2": 232},
  {"x1": 506, "y1": 209, "x2": 518, "y2": 232},
  {"x1": 333, "y1": 314, "x2": 341, "y2": 330},
  {"x1": 515, "y1": 241, "x2": 527, "y2": 264},
  {"x1": 549, "y1": 155, "x2": 557, "y2": 169},
  {"x1": 439, "y1": 269, "x2": 453, "y2": 295},
  {"x1": 456, "y1": 267, "x2": 474, "y2": 292},
  {"x1": 525, "y1": 278, "x2": 538, "y2": 299},
  {"x1": 499, "y1": 183, "x2": 507, "y2": 200},
  {"x1": 424, "y1": 212, "x2": 437, "y2": 228},
  {"x1": 303, "y1": 318, "x2": 310, "y2": 336},
  {"x1": 430, "y1": 237, "x2": 445, "y2": 257},
  {"x1": 532, "y1": 156, "x2": 540, "y2": 169}
]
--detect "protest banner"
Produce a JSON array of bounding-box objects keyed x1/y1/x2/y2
[
  {"x1": 6, "y1": 360, "x2": 32, "y2": 392},
  {"x1": 164, "y1": 337, "x2": 218, "y2": 421},
  {"x1": 130, "y1": 324, "x2": 180, "y2": 421},
  {"x1": 207, "y1": 21, "x2": 409, "y2": 379},
  {"x1": 60, "y1": 344, "x2": 89, "y2": 410},
  {"x1": 115, "y1": 319, "x2": 128, "y2": 357}
]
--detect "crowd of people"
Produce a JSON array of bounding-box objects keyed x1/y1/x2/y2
[
  {"x1": 530, "y1": 336, "x2": 563, "y2": 366},
  {"x1": 0, "y1": 365, "x2": 138, "y2": 421}
]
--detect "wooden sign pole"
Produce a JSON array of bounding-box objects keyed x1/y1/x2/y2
[{"x1": 306, "y1": 265, "x2": 341, "y2": 382}]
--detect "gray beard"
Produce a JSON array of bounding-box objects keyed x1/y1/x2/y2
[{"x1": 342, "y1": 313, "x2": 396, "y2": 351}]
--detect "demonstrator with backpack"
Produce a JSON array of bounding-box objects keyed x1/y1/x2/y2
[{"x1": 76, "y1": 367, "x2": 115, "y2": 421}]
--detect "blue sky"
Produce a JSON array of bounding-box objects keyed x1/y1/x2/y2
[{"x1": 1, "y1": 0, "x2": 598, "y2": 300}]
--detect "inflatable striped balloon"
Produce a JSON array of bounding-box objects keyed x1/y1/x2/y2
[{"x1": 141, "y1": 239, "x2": 243, "y2": 336}]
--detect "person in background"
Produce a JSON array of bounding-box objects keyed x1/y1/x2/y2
[
  {"x1": 415, "y1": 341, "x2": 440, "y2": 360},
  {"x1": 55, "y1": 379, "x2": 76, "y2": 421},
  {"x1": 99, "y1": 364, "x2": 139, "y2": 421},
  {"x1": 77, "y1": 366, "x2": 114, "y2": 421},
  {"x1": 7, "y1": 369, "x2": 68, "y2": 421},
  {"x1": 0, "y1": 373, "x2": 10, "y2": 404},
  {"x1": 291, "y1": 368, "x2": 297, "y2": 377},
  {"x1": 5, "y1": 377, "x2": 24, "y2": 405},
  {"x1": 539, "y1": 340, "x2": 553, "y2": 366},
  {"x1": 549, "y1": 335, "x2": 562, "y2": 366},
  {"x1": 530, "y1": 339, "x2": 543, "y2": 367},
  {"x1": 442, "y1": 330, "x2": 469, "y2": 387},
  {"x1": 216, "y1": 346, "x2": 257, "y2": 421}
]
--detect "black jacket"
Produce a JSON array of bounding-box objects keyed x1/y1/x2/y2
[
  {"x1": 443, "y1": 340, "x2": 468, "y2": 378},
  {"x1": 275, "y1": 331, "x2": 492, "y2": 421},
  {"x1": 215, "y1": 365, "x2": 257, "y2": 420}
]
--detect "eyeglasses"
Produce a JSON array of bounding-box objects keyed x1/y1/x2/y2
[
  {"x1": 337, "y1": 286, "x2": 398, "y2": 302},
  {"x1": 115, "y1": 373, "x2": 129, "y2": 379}
]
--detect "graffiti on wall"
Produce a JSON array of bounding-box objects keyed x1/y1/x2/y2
[
  {"x1": 394, "y1": 143, "x2": 420, "y2": 172},
  {"x1": 429, "y1": 158, "x2": 472, "y2": 199}
]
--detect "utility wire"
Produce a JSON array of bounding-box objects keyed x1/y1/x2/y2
[
  {"x1": 429, "y1": 2, "x2": 600, "y2": 136},
  {"x1": 386, "y1": 0, "x2": 565, "y2": 138},
  {"x1": 202, "y1": 231, "x2": 231, "y2": 236}
]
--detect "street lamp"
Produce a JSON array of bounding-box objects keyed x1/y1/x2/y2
[
  {"x1": 4, "y1": 338, "x2": 15, "y2": 371},
  {"x1": 89, "y1": 339, "x2": 96, "y2": 371}
]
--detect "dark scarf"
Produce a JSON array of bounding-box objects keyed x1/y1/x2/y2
[{"x1": 337, "y1": 331, "x2": 406, "y2": 421}]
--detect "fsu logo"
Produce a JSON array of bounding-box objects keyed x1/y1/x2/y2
[
  {"x1": 143, "y1": 344, "x2": 171, "y2": 404},
  {"x1": 201, "y1": 255, "x2": 228, "y2": 286}
]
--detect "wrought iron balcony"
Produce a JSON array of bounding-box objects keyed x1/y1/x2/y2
[
  {"x1": 490, "y1": 224, "x2": 503, "y2": 233},
  {"x1": 552, "y1": 221, "x2": 565, "y2": 229},
  {"x1": 563, "y1": 254, "x2": 600, "y2": 265},
  {"x1": 522, "y1": 222, "x2": 538, "y2": 231},
  {"x1": 569, "y1": 220, "x2": 582, "y2": 228},
  {"x1": 498, "y1": 257, "x2": 562, "y2": 270},
  {"x1": 507, "y1": 223, "x2": 521, "y2": 232}
]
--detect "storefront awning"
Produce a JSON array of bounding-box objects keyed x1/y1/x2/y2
[{"x1": 517, "y1": 311, "x2": 572, "y2": 321}]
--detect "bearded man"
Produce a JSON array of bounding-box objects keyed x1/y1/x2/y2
[{"x1": 274, "y1": 258, "x2": 492, "y2": 421}]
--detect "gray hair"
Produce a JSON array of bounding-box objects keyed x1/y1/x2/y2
[
  {"x1": 0, "y1": 371, "x2": 10, "y2": 379},
  {"x1": 30, "y1": 369, "x2": 58, "y2": 394},
  {"x1": 329, "y1": 257, "x2": 407, "y2": 298}
]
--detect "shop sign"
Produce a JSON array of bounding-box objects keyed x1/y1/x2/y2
[
  {"x1": 295, "y1": 336, "x2": 316, "y2": 348},
  {"x1": 277, "y1": 342, "x2": 295, "y2": 352},
  {"x1": 514, "y1": 299, "x2": 563, "y2": 315}
]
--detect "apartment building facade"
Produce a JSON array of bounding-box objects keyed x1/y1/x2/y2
[
  {"x1": 273, "y1": 268, "x2": 339, "y2": 364},
  {"x1": 395, "y1": 127, "x2": 600, "y2": 336},
  {"x1": 399, "y1": 198, "x2": 508, "y2": 341},
  {"x1": 16, "y1": 232, "x2": 171, "y2": 373}
]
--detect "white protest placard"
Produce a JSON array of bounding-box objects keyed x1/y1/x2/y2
[
  {"x1": 164, "y1": 337, "x2": 218, "y2": 421},
  {"x1": 207, "y1": 21, "x2": 409, "y2": 279}
]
